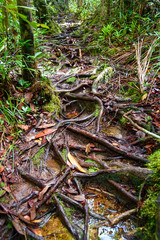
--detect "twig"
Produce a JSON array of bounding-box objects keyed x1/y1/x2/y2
[
  {"x1": 51, "y1": 140, "x2": 67, "y2": 165},
  {"x1": 58, "y1": 193, "x2": 106, "y2": 220}
]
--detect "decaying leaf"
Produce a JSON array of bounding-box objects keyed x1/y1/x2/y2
[
  {"x1": 35, "y1": 129, "x2": 56, "y2": 139},
  {"x1": 38, "y1": 185, "x2": 50, "y2": 200},
  {"x1": 31, "y1": 227, "x2": 42, "y2": 236},
  {"x1": 25, "y1": 129, "x2": 56, "y2": 142},
  {"x1": 0, "y1": 165, "x2": 5, "y2": 173},
  {"x1": 11, "y1": 217, "x2": 25, "y2": 235},
  {"x1": 67, "y1": 152, "x2": 87, "y2": 173}
]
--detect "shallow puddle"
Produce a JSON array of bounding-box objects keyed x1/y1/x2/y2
[{"x1": 41, "y1": 185, "x2": 136, "y2": 239}]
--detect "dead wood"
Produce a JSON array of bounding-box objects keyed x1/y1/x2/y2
[
  {"x1": 110, "y1": 208, "x2": 137, "y2": 226},
  {"x1": 94, "y1": 208, "x2": 137, "y2": 228},
  {"x1": 107, "y1": 179, "x2": 138, "y2": 204},
  {"x1": 36, "y1": 167, "x2": 70, "y2": 209},
  {"x1": 108, "y1": 162, "x2": 153, "y2": 178},
  {"x1": 68, "y1": 144, "x2": 105, "y2": 152},
  {"x1": 73, "y1": 178, "x2": 83, "y2": 195},
  {"x1": 66, "y1": 93, "x2": 104, "y2": 132},
  {"x1": 55, "y1": 82, "x2": 90, "y2": 93},
  {"x1": 17, "y1": 169, "x2": 45, "y2": 189},
  {"x1": 51, "y1": 140, "x2": 67, "y2": 165},
  {"x1": 54, "y1": 196, "x2": 80, "y2": 240},
  {"x1": 67, "y1": 126, "x2": 149, "y2": 163},
  {"x1": 11, "y1": 191, "x2": 39, "y2": 208},
  {"x1": 58, "y1": 193, "x2": 106, "y2": 220}
]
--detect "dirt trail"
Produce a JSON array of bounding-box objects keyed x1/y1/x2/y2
[{"x1": 1, "y1": 16, "x2": 158, "y2": 240}]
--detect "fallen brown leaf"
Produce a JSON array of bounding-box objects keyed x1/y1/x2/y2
[
  {"x1": 67, "y1": 152, "x2": 87, "y2": 173},
  {"x1": 35, "y1": 128, "x2": 56, "y2": 139}
]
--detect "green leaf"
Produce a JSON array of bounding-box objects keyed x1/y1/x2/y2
[
  {"x1": 85, "y1": 159, "x2": 97, "y2": 164},
  {"x1": 66, "y1": 77, "x2": 76, "y2": 83},
  {"x1": 0, "y1": 182, "x2": 4, "y2": 188},
  {"x1": 0, "y1": 189, "x2": 6, "y2": 197},
  {"x1": 88, "y1": 167, "x2": 99, "y2": 173},
  {"x1": 38, "y1": 23, "x2": 50, "y2": 29}
]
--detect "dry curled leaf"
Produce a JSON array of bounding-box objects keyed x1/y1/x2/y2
[{"x1": 67, "y1": 152, "x2": 87, "y2": 173}]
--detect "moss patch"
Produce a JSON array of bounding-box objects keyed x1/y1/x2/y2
[
  {"x1": 140, "y1": 149, "x2": 160, "y2": 239},
  {"x1": 33, "y1": 147, "x2": 45, "y2": 165}
]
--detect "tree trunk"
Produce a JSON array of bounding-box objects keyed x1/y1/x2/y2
[{"x1": 17, "y1": 0, "x2": 37, "y2": 84}]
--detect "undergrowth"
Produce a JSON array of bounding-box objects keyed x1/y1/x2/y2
[{"x1": 140, "y1": 149, "x2": 160, "y2": 239}]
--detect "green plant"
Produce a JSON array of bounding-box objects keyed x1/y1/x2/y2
[
  {"x1": 140, "y1": 149, "x2": 160, "y2": 239},
  {"x1": 0, "y1": 96, "x2": 32, "y2": 143},
  {"x1": 17, "y1": 79, "x2": 31, "y2": 90},
  {"x1": 99, "y1": 24, "x2": 115, "y2": 45}
]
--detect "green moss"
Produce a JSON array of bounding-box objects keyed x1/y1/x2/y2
[
  {"x1": 61, "y1": 149, "x2": 68, "y2": 161},
  {"x1": 41, "y1": 79, "x2": 61, "y2": 114},
  {"x1": 139, "y1": 149, "x2": 160, "y2": 239},
  {"x1": 33, "y1": 147, "x2": 45, "y2": 165}
]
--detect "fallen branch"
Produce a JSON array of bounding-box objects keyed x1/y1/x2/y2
[
  {"x1": 67, "y1": 126, "x2": 149, "y2": 163},
  {"x1": 51, "y1": 140, "x2": 67, "y2": 165},
  {"x1": 94, "y1": 208, "x2": 137, "y2": 228},
  {"x1": 55, "y1": 82, "x2": 89, "y2": 93},
  {"x1": 36, "y1": 167, "x2": 70, "y2": 209},
  {"x1": 58, "y1": 193, "x2": 106, "y2": 220},
  {"x1": 17, "y1": 169, "x2": 45, "y2": 189},
  {"x1": 107, "y1": 179, "x2": 138, "y2": 204},
  {"x1": 123, "y1": 113, "x2": 160, "y2": 140},
  {"x1": 54, "y1": 196, "x2": 80, "y2": 240},
  {"x1": 110, "y1": 208, "x2": 137, "y2": 226}
]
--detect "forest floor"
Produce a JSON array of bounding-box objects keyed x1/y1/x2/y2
[{"x1": 0, "y1": 14, "x2": 160, "y2": 240}]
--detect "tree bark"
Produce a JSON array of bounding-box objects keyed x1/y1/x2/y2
[{"x1": 17, "y1": 0, "x2": 37, "y2": 84}]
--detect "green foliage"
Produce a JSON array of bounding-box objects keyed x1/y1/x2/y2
[
  {"x1": 17, "y1": 79, "x2": 31, "y2": 90},
  {"x1": 0, "y1": 189, "x2": 6, "y2": 197},
  {"x1": 0, "y1": 97, "x2": 31, "y2": 133},
  {"x1": 120, "y1": 82, "x2": 142, "y2": 102},
  {"x1": 120, "y1": 116, "x2": 128, "y2": 125},
  {"x1": 85, "y1": 159, "x2": 97, "y2": 164},
  {"x1": 66, "y1": 77, "x2": 76, "y2": 83},
  {"x1": 140, "y1": 149, "x2": 160, "y2": 239},
  {"x1": 88, "y1": 167, "x2": 99, "y2": 173}
]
